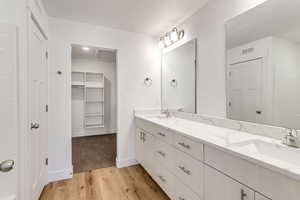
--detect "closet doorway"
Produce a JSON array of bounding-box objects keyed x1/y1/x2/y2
[{"x1": 71, "y1": 44, "x2": 117, "y2": 174}]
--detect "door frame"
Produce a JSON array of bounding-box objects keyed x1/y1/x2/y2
[{"x1": 68, "y1": 44, "x2": 119, "y2": 175}]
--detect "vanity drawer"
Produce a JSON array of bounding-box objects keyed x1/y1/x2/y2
[
  {"x1": 155, "y1": 127, "x2": 173, "y2": 144},
  {"x1": 154, "y1": 166, "x2": 175, "y2": 198},
  {"x1": 174, "y1": 133, "x2": 204, "y2": 161},
  {"x1": 154, "y1": 139, "x2": 173, "y2": 170},
  {"x1": 173, "y1": 148, "x2": 204, "y2": 198},
  {"x1": 174, "y1": 177, "x2": 202, "y2": 200}
]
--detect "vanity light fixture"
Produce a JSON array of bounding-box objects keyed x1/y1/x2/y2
[{"x1": 159, "y1": 27, "x2": 185, "y2": 49}]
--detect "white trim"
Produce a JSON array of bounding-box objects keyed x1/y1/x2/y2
[
  {"x1": 71, "y1": 129, "x2": 117, "y2": 138},
  {"x1": 48, "y1": 167, "x2": 73, "y2": 182},
  {"x1": 0, "y1": 195, "x2": 16, "y2": 200},
  {"x1": 116, "y1": 157, "x2": 138, "y2": 168}
]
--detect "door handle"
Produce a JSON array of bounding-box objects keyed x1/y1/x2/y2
[
  {"x1": 31, "y1": 122, "x2": 40, "y2": 130},
  {"x1": 241, "y1": 189, "x2": 247, "y2": 200},
  {"x1": 256, "y1": 110, "x2": 262, "y2": 115},
  {"x1": 0, "y1": 160, "x2": 14, "y2": 173}
]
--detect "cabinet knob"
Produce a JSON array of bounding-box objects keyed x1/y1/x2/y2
[
  {"x1": 158, "y1": 132, "x2": 166, "y2": 137},
  {"x1": 158, "y1": 175, "x2": 166, "y2": 182},
  {"x1": 178, "y1": 142, "x2": 190, "y2": 149}
]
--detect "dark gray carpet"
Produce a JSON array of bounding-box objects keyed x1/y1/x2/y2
[{"x1": 72, "y1": 134, "x2": 116, "y2": 174}]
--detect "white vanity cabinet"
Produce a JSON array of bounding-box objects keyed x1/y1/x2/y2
[
  {"x1": 135, "y1": 120, "x2": 203, "y2": 200},
  {"x1": 135, "y1": 118, "x2": 292, "y2": 200},
  {"x1": 255, "y1": 193, "x2": 271, "y2": 200},
  {"x1": 205, "y1": 165, "x2": 254, "y2": 200},
  {"x1": 135, "y1": 128, "x2": 155, "y2": 175}
]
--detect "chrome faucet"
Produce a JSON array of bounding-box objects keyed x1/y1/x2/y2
[
  {"x1": 162, "y1": 109, "x2": 171, "y2": 118},
  {"x1": 282, "y1": 128, "x2": 300, "y2": 148}
]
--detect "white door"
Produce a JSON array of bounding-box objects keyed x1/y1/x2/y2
[
  {"x1": 0, "y1": 24, "x2": 18, "y2": 200},
  {"x1": 229, "y1": 59, "x2": 263, "y2": 123},
  {"x1": 28, "y1": 19, "x2": 48, "y2": 199}
]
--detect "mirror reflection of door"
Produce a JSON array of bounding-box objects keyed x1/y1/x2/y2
[
  {"x1": 228, "y1": 59, "x2": 263, "y2": 124},
  {"x1": 226, "y1": 0, "x2": 300, "y2": 129}
]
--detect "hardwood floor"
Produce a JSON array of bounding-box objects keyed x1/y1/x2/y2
[{"x1": 40, "y1": 165, "x2": 170, "y2": 200}]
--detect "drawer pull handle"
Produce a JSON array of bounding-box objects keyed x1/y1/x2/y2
[
  {"x1": 158, "y1": 175, "x2": 166, "y2": 182},
  {"x1": 157, "y1": 151, "x2": 166, "y2": 157},
  {"x1": 158, "y1": 132, "x2": 166, "y2": 137},
  {"x1": 241, "y1": 189, "x2": 247, "y2": 200},
  {"x1": 178, "y1": 197, "x2": 185, "y2": 200},
  {"x1": 178, "y1": 142, "x2": 190, "y2": 149},
  {"x1": 179, "y1": 166, "x2": 191, "y2": 175}
]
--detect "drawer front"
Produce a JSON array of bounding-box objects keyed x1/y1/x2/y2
[
  {"x1": 174, "y1": 133, "x2": 203, "y2": 161},
  {"x1": 154, "y1": 139, "x2": 173, "y2": 170},
  {"x1": 174, "y1": 177, "x2": 202, "y2": 200},
  {"x1": 173, "y1": 148, "x2": 204, "y2": 198},
  {"x1": 204, "y1": 145, "x2": 300, "y2": 200},
  {"x1": 154, "y1": 166, "x2": 175, "y2": 198},
  {"x1": 255, "y1": 193, "x2": 271, "y2": 200},
  {"x1": 155, "y1": 126, "x2": 173, "y2": 144}
]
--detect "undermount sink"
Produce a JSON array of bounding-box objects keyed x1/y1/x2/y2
[{"x1": 230, "y1": 140, "x2": 300, "y2": 167}]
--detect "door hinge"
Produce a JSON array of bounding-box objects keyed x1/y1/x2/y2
[
  {"x1": 45, "y1": 51, "x2": 49, "y2": 60},
  {"x1": 45, "y1": 104, "x2": 48, "y2": 112},
  {"x1": 229, "y1": 102, "x2": 232, "y2": 107},
  {"x1": 45, "y1": 158, "x2": 48, "y2": 166}
]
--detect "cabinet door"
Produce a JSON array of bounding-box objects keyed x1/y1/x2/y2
[
  {"x1": 143, "y1": 131, "x2": 155, "y2": 174},
  {"x1": 205, "y1": 165, "x2": 254, "y2": 200},
  {"x1": 255, "y1": 193, "x2": 271, "y2": 200},
  {"x1": 136, "y1": 128, "x2": 145, "y2": 165},
  {"x1": 136, "y1": 129, "x2": 156, "y2": 174}
]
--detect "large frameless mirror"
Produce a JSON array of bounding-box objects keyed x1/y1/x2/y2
[
  {"x1": 226, "y1": 0, "x2": 300, "y2": 129},
  {"x1": 162, "y1": 39, "x2": 197, "y2": 113}
]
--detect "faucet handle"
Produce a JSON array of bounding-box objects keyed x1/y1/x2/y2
[{"x1": 285, "y1": 128, "x2": 296, "y2": 137}]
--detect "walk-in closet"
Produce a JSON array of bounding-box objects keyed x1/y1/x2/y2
[{"x1": 71, "y1": 45, "x2": 117, "y2": 173}]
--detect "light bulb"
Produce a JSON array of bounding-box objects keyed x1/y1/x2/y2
[
  {"x1": 170, "y1": 28, "x2": 179, "y2": 42},
  {"x1": 164, "y1": 34, "x2": 171, "y2": 46},
  {"x1": 82, "y1": 47, "x2": 90, "y2": 51},
  {"x1": 158, "y1": 38, "x2": 165, "y2": 48}
]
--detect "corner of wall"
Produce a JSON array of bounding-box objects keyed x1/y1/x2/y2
[
  {"x1": 48, "y1": 166, "x2": 73, "y2": 182},
  {"x1": 116, "y1": 157, "x2": 138, "y2": 168}
]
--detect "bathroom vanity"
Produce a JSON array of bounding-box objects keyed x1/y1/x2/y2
[
  {"x1": 135, "y1": 113, "x2": 300, "y2": 200},
  {"x1": 146, "y1": 1, "x2": 300, "y2": 200}
]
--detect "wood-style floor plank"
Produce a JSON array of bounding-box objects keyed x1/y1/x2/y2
[{"x1": 40, "y1": 165, "x2": 170, "y2": 200}]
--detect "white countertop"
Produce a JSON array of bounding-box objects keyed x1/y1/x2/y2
[{"x1": 135, "y1": 114, "x2": 300, "y2": 182}]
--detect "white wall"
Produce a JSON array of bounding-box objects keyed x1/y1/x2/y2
[
  {"x1": 271, "y1": 37, "x2": 300, "y2": 129},
  {"x1": 164, "y1": 0, "x2": 268, "y2": 117},
  {"x1": 48, "y1": 18, "x2": 161, "y2": 181},
  {"x1": 71, "y1": 55, "x2": 117, "y2": 136}
]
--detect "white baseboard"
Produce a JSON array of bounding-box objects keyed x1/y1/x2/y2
[
  {"x1": 116, "y1": 157, "x2": 138, "y2": 168},
  {"x1": 72, "y1": 129, "x2": 117, "y2": 138},
  {"x1": 48, "y1": 167, "x2": 73, "y2": 182}
]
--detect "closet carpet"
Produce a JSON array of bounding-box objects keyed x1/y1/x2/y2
[{"x1": 72, "y1": 134, "x2": 117, "y2": 174}]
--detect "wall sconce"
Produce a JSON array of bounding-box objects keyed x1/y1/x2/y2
[{"x1": 159, "y1": 27, "x2": 185, "y2": 49}]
